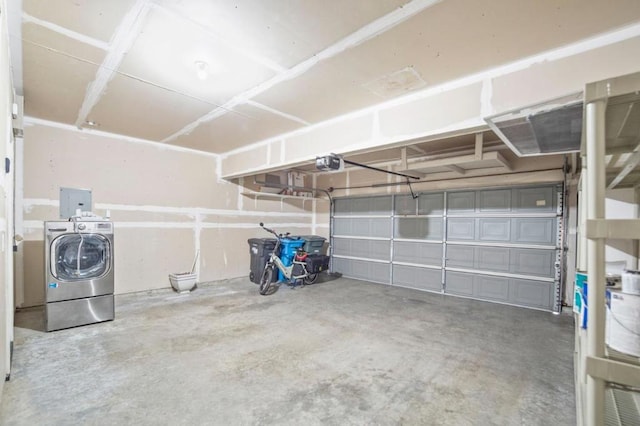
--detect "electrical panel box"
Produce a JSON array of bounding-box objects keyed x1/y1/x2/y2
[{"x1": 59, "y1": 187, "x2": 92, "y2": 219}]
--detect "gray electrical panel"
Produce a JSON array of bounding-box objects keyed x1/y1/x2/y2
[{"x1": 60, "y1": 187, "x2": 92, "y2": 219}]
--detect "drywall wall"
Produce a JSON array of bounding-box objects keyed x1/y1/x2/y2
[
  {"x1": 0, "y1": 0, "x2": 14, "y2": 396},
  {"x1": 221, "y1": 30, "x2": 640, "y2": 179},
  {"x1": 18, "y1": 120, "x2": 319, "y2": 307}
]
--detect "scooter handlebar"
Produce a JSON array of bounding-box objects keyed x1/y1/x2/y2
[{"x1": 259, "y1": 222, "x2": 277, "y2": 236}]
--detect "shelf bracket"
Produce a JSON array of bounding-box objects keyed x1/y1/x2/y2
[
  {"x1": 607, "y1": 144, "x2": 640, "y2": 189},
  {"x1": 586, "y1": 219, "x2": 640, "y2": 239},
  {"x1": 586, "y1": 356, "x2": 640, "y2": 389}
]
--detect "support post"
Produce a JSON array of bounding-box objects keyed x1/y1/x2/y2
[
  {"x1": 585, "y1": 99, "x2": 606, "y2": 426},
  {"x1": 475, "y1": 133, "x2": 483, "y2": 160}
]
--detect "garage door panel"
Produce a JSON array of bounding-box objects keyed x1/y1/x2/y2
[
  {"x1": 511, "y1": 218, "x2": 555, "y2": 245},
  {"x1": 332, "y1": 184, "x2": 560, "y2": 312},
  {"x1": 393, "y1": 241, "x2": 441, "y2": 266},
  {"x1": 475, "y1": 275, "x2": 510, "y2": 301},
  {"x1": 395, "y1": 195, "x2": 417, "y2": 215},
  {"x1": 355, "y1": 240, "x2": 390, "y2": 260},
  {"x1": 447, "y1": 218, "x2": 475, "y2": 240},
  {"x1": 447, "y1": 191, "x2": 475, "y2": 213},
  {"x1": 351, "y1": 197, "x2": 392, "y2": 215},
  {"x1": 332, "y1": 238, "x2": 350, "y2": 257},
  {"x1": 332, "y1": 257, "x2": 351, "y2": 276},
  {"x1": 395, "y1": 217, "x2": 442, "y2": 240},
  {"x1": 510, "y1": 248, "x2": 555, "y2": 277},
  {"x1": 333, "y1": 218, "x2": 350, "y2": 235},
  {"x1": 445, "y1": 245, "x2": 474, "y2": 268},
  {"x1": 478, "y1": 189, "x2": 511, "y2": 212},
  {"x1": 334, "y1": 196, "x2": 392, "y2": 215},
  {"x1": 333, "y1": 239, "x2": 390, "y2": 260},
  {"x1": 333, "y1": 199, "x2": 351, "y2": 216},
  {"x1": 334, "y1": 258, "x2": 390, "y2": 284},
  {"x1": 477, "y1": 218, "x2": 511, "y2": 242},
  {"x1": 418, "y1": 193, "x2": 444, "y2": 215},
  {"x1": 445, "y1": 271, "x2": 474, "y2": 296},
  {"x1": 475, "y1": 246, "x2": 510, "y2": 272},
  {"x1": 369, "y1": 196, "x2": 393, "y2": 215},
  {"x1": 509, "y1": 278, "x2": 553, "y2": 309},
  {"x1": 334, "y1": 217, "x2": 390, "y2": 238},
  {"x1": 393, "y1": 265, "x2": 441, "y2": 292},
  {"x1": 512, "y1": 187, "x2": 555, "y2": 212}
]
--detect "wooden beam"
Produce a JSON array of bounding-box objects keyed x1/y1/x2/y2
[
  {"x1": 400, "y1": 147, "x2": 408, "y2": 170},
  {"x1": 408, "y1": 154, "x2": 476, "y2": 170},
  {"x1": 407, "y1": 145, "x2": 427, "y2": 155},
  {"x1": 446, "y1": 164, "x2": 466, "y2": 174},
  {"x1": 475, "y1": 133, "x2": 483, "y2": 160},
  {"x1": 495, "y1": 151, "x2": 513, "y2": 171}
]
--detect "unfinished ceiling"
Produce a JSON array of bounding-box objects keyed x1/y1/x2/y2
[{"x1": 10, "y1": 0, "x2": 640, "y2": 159}]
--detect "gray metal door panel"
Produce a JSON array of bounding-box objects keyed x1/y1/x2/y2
[
  {"x1": 332, "y1": 239, "x2": 390, "y2": 260},
  {"x1": 334, "y1": 258, "x2": 390, "y2": 284},
  {"x1": 393, "y1": 265, "x2": 441, "y2": 291},
  {"x1": 334, "y1": 218, "x2": 390, "y2": 238},
  {"x1": 475, "y1": 275, "x2": 510, "y2": 301},
  {"x1": 447, "y1": 218, "x2": 475, "y2": 240},
  {"x1": 395, "y1": 217, "x2": 443, "y2": 240},
  {"x1": 333, "y1": 185, "x2": 560, "y2": 312},
  {"x1": 350, "y1": 198, "x2": 371, "y2": 215},
  {"x1": 333, "y1": 218, "x2": 350, "y2": 236},
  {"x1": 332, "y1": 257, "x2": 351, "y2": 276},
  {"x1": 509, "y1": 278, "x2": 553, "y2": 309},
  {"x1": 475, "y1": 246, "x2": 510, "y2": 272},
  {"x1": 393, "y1": 241, "x2": 442, "y2": 266},
  {"x1": 445, "y1": 271, "x2": 474, "y2": 296},
  {"x1": 333, "y1": 199, "x2": 351, "y2": 216},
  {"x1": 477, "y1": 218, "x2": 511, "y2": 242},
  {"x1": 418, "y1": 193, "x2": 444, "y2": 215},
  {"x1": 477, "y1": 189, "x2": 511, "y2": 212},
  {"x1": 511, "y1": 218, "x2": 555, "y2": 245},
  {"x1": 368, "y1": 196, "x2": 393, "y2": 214},
  {"x1": 512, "y1": 187, "x2": 555, "y2": 212},
  {"x1": 332, "y1": 238, "x2": 350, "y2": 257},
  {"x1": 510, "y1": 248, "x2": 555, "y2": 277},
  {"x1": 352, "y1": 219, "x2": 372, "y2": 236},
  {"x1": 370, "y1": 218, "x2": 392, "y2": 238},
  {"x1": 445, "y1": 245, "x2": 474, "y2": 268},
  {"x1": 395, "y1": 195, "x2": 417, "y2": 215},
  {"x1": 354, "y1": 240, "x2": 391, "y2": 261},
  {"x1": 334, "y1": 196, "x2": 392, "y2": 215},
  {"x1": 447, "y1": 191, "x2": 475, "y2": 213}
]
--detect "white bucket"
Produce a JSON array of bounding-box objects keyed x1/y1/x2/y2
[
  {"x1": 621, "y1": 269, "x2": 640, "y2": 295},
  {"x1": 606, "y1": 289, "x2": 640, "y2": 357}
]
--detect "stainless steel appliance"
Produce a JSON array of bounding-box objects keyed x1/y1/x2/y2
[{"x1": 45, "y1": 220, "x2": 114, "y2": 331}]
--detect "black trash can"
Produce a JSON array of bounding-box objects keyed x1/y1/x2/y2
[
  {"x1": 298, "y1": 235, "x2": 327, "y2": 255},
  {"x1": 248, "y1": 238, "x2": 277, "y2": 284}
]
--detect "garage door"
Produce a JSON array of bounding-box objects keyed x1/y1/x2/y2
[{"x1": 331, "y1": 184, "x2": 563, "y2": 312}]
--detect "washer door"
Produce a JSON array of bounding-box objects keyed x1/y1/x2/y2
[{"x1": 51, "y1": 233, "x2": 111, "y2": 281}]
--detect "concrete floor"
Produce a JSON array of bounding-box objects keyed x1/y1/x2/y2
[{"x1": 1, "y1": 277, "x2": 575, "y2": 425}]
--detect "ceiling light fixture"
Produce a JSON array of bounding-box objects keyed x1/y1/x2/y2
[
  {"x1": 84, "y1": 120, "x2": 99, "y2": 127},
  {"x1": 194, "y1": 61, "x2": 208, "y2": 80}
]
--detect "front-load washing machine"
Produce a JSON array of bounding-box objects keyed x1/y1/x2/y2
[{"x1": 45, "y1": 220, "x2": 114, "y2": 331}]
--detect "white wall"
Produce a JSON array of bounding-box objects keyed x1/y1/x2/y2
[
  {"x1": 0, "y1": 0, "x2": 16, "y2": 397},
  {"x1": 18, "y1": 120, "x2": 318, "y2": 307}
]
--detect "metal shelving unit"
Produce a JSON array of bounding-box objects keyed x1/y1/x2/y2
[{"x1": 578, "y1": 70, "x2": 640, "y2": 426}]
